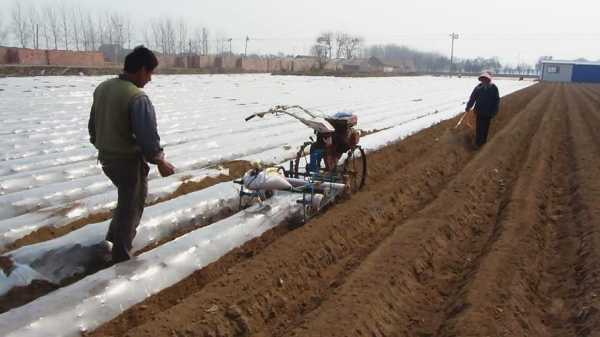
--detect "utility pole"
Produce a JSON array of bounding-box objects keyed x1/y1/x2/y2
[
  {"x1": 449, "y1": 33, "x2": 459, "y2": 76},
  {"x1": 202, "y1": 28, "x2": 208, "y2": 55},
  {"x1": 228, "y1": 38, "x2": 233, "y2": 55},
  {"x1": 245, "y1": 36, "x2": 249, "y2": 57}
]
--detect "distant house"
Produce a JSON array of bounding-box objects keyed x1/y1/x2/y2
[
  {"x1": 323, "y1": 58, "x2": 346, "y2": 71},
  {"x1": 342, "y1": 57, "x2": 385, "y2": 73},
  {"x1": 541, "y1": 60, "x2": 600, "y2": 83},
  {"x1": 294, "y1": 55, "x2": 318, "y2": 59},
  {"x1": 381, "y1": 59, "x2": 417, "y2": 73},
  {"x1": 323, "y1": 57, "x2": 386, "y2": 73}
]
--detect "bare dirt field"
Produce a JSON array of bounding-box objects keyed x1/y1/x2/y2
[{"x1": 83, "y1": 82, "x2": 600, "y2": 337}]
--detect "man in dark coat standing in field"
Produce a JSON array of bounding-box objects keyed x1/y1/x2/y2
[
  {"x1": 465, "y1": 72, "x2": 500, "y2": 148},
  {"x1": 88, "y1": 46, "x2": 175, "y2": 263}
]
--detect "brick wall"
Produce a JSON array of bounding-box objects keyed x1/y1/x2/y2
[
  {"x1": 157, "y1": 56, "x2": 177, "y2": 69},
  {"x1": 266, "y1": 58, "x2": 279, "y2": 72},
  {"x1": 0, "y1": 46, "x2": 323, "y2": 73},
  {"x1": 0, "y1": 47, "x2": 8, "y2": 64},
  {"x1": 292, "y1": 58, "x2": 319, "y2": 72},
  {"x1": 215, "y1": 56, "x2": 239, "y2": 70},
  {"x1": 0, "y1": 47, "x2": 104, "y2": 66},
  {"x1": 14, "y1": 48, "x2": 48, "y2": 65},
  {"x1": 324, "y1": 60, "x2": 343, "y2": 71},
  {"x1": 280, "y1": 58, "x2": 293, "y2": 72},
  {"x1": 175, "y1": 56, "x2": 188, "y2": 68},
  {"x1": 186, "y1": 56, "x2": 200, "y2": 68},
  {"x1": 199, "y1": 56, "x2": 216, "y2": 68},
  {"x1": 241, "y1": 58, "x2": 269, "y2": 72},
  {"x1": 47, "y1": 50, "x2": 104, "y2": 67},
  {"x1": 268, "y1": 58, "x2": 295, "y2": 72}
]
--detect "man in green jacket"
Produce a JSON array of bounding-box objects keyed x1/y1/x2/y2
[{"x1": 88, "y1": 46, "x2": 175, "y2": 263}]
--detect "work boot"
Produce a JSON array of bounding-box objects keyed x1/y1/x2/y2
[{"x1": 89, "y1": 240, "x2": 114, "y2": 268}]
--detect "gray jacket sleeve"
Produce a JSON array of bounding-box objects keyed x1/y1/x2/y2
[{"x1": 129, "y1": 95, "x2": 164, "y2": 164}]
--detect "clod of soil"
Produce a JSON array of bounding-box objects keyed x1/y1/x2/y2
[{"x1": 0, "y1": 280, "x2": 57, "y2": 314}]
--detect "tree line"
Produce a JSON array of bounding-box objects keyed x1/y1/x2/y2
[
  {"x1": 311, "y1": 32, "x2": 538, "y2": 75},
  {"x1": 0, "y1": 0, "x2": 215, "y2": 56},
  {"x1": 310, "y1": 31, "x2": 365, "y2": 62},
  {"x1": 0, "y1": 2, "x2": 542, "y2": 74}
]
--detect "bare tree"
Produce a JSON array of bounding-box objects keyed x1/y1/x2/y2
[
  {"x1": 104, "y1": 13, "x2": 113, "y2": 45},
  {"x1": 96, "y1": 13, "x2": 107, "y2": 47},
  {"x1": 344, "y1": 36, "x2": 363, "y2": 59},
  {"x1": 190, "y1": 27, "x2": 204, "y2": 54},
  {"x1": 86, "y1": 13, "x2": 97, "y2": 50},
  {"x1": 40, "y1": 15, "x2": 50, "y2": 49},
  {"x1": 11, "y1": 1, "x2": 30, "y2": 48},
  {"x1": 124, "y1": 17, "x2": 133, "y2": 49},
  {"x1": 0, "y1": 10, "x2": 10, "y2": 46},
  {"x1": 0, "y1": 1, "x2": 221, "y2": 58},
  {"x1": 76, "y1": 6, "x2": 90, "y2": 51},
  {"x1": 149, "y1": 17, "x2": 176, "y2": 55},
  {"x1": 315, "y1": 31, "x2": 362, "y2": 59},
  {"x1": 335, "y1": 32, "x2": 351, "y2": 58},
  {"x1": 316, "y1": 31, "x2": 333, "y2": 59},
  {"x1": 215, "y1": 37, "x2": 225, "y2": 56},
  {"x1": 27, "y1": 4, "x2": 40, "y2": 49},
  {"x1": 157, "y1": 19, "x2": 167, "y2": 54},
  {"x1": 214, "y1": 30, "x2": 229, "y2": 56},
  {"x1": 202, "y1": 28, "x2": 209, "y2": 55},
  {"x1": 59, "y1": 2, "x2": 69, "y2": 50},
  {"x1": 142, "y1": 26, "x2": 153, "y2": 50},
  {"x1": 0, "y1": 29, "x2": 8, "y2": 46},
  {"x1": 43, "y1": 4, "x2": 60, "y2": 49},
  {"x1": 164, "y1": 18, "x2": 176, "y2": 55},
  {"x1": 150, "y1": 19, "x2": 162, "y2": 53},
  {"x1": 310, "y1": 44, "x2": 328, "y2": 69},
  {"x1": 153, "y1": 19, "x2": 164, "y2": 54},
  {"x1": 176, "y1": 18, "x2": 189, "y2": 55},
  {"x1": 109, "y1": 13, "x2": 125, "y2": 47},
  {"x1": 71, "y1": 7, "x2": 81, "y2": 50}
]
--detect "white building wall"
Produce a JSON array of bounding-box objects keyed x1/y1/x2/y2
[{"x1": 542, "y1": 63, "x2": 573, "y2": 82}]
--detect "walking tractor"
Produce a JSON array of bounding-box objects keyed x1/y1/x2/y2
[{"x1": 234, "y1": 105, "x2": 367, "y2": 222}]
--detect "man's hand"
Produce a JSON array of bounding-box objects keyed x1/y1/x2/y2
[{"x1": 157, "y1": 158, "x2": 176, "y2": 177}]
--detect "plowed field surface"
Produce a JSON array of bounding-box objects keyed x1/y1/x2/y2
[{"x1": 90, "y1": 82, "x2": 600, "y2": 337}]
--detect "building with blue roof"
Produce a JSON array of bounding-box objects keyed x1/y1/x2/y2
[{"x1": 541, "y1": 60, "x2": 600, "y2": 83}]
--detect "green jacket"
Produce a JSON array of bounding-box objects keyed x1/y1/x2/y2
[{"x1": 90, "y1": 78, "x2": 144, "y2": 160}]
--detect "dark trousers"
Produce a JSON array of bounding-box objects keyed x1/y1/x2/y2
[
  {"x1": 475, "y1": 114, "x2": 493, "y2": 147},
  {"x1": 100, "y1": 157, "x2": 149, "y2": 262}
]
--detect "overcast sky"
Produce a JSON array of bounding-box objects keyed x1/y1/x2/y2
[{"x1": 1, "y1": 0, "x2": 598, "y2": 65}]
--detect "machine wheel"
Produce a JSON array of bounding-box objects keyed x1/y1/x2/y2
[
  {"x1": 293, "y1": 142, "x2": 313, "y2": 178},
  {"x1": 342, "y1": 146, "x2": 367, "y2": 193}
]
